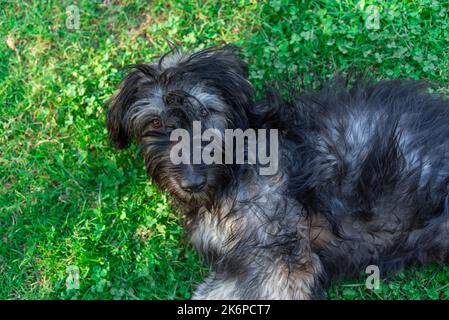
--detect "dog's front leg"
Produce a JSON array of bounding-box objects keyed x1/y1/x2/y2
[
  {"x1": 191, "y1": 272, "x2": 241, "y2": 300},
  {"x1": 192, "y1": 249, "x2": 323, "y2": 300},
  {"x1": 192, "y1": 210, "x2": 324, "y2": 300}
]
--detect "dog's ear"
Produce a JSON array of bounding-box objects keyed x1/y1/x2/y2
[
  {"x1": 214, "y1": 44, "x2": 249, "y2": 79},
  {"x1": 106, "y1": 99, "x2": 128, "y2": 149},
  {"x1": 181, "y1": 45, "x2": 254, "y2": 114},
  {"x1": 106, "y1": 66, "x2": 156, "y2": 149},
  {"x1": 213, "y1": 45, "x2": 254, "y2": 115},
  {"x1": 184, "y1": 44, "x2": 249, "y2": 79},
  {"x1": 106, "y1": 73, "x2": 135, "y2": 149}
]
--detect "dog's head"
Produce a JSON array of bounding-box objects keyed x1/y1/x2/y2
[{"x1": 106, "y1": 45, "x2": 253, "y2": 204}]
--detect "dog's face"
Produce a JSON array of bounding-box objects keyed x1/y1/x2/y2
[{"x1": 106, "y1": 46, "x2": 253, "y2": 204}]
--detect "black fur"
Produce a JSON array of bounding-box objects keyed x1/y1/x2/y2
[
  {"x1": 107, "y1": 46, "x2": 449, "y2": 299},
  {"x1": 281, "y1": 78, "x2": 449, "y2": 282}
]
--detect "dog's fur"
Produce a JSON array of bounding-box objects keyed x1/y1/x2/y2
[{"x1": 106, "y1": 46, "x2": 449, "y2": 299}]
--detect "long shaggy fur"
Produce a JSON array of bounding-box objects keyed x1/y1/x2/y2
[
  {"x1": 106, "y1": 45, "x2": 449, "y2": 299},
  {"x1": 282, "y1": 78, "x2": 449, "y2": 282}
]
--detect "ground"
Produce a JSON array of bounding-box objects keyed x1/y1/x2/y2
[{"x1": 1, "y1": 0, "x2": 449, "y2": 299}]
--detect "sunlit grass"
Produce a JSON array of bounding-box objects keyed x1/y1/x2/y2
[{"x1": 1, "y1": 0, "x2": 449, "y2": 299}]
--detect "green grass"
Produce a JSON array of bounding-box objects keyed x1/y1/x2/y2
[{"x1": 1, "y1": 0, "x2": 449, "y2": 299}]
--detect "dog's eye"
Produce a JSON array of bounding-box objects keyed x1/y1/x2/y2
[
  {"x1": 150, "y1": 118, "x2": 162, "y2": 129},
  {"x1": 200, "y1": 107, "x2": 208, "y2": 117}
]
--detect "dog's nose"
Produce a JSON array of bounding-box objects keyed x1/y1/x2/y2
[{"x1": 180, "y1": 175, "x2": 207, "y2": 193}]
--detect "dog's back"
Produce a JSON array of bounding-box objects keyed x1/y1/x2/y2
[{"x1": 279, "y1": 79, "x2": 449, "y2": 279}]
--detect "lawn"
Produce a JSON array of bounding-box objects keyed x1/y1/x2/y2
[{"x1": 1, "y1": 0, "x2": 449, "y2": 299}]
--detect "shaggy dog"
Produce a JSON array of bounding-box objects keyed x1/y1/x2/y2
[{"x1": 106, "y1": 45, "x2": 449, "y2": 299}]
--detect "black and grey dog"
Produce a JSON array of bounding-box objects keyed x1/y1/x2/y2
[{"x1": 106, "y1": 45, "x2": 449, "y2": 299}]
